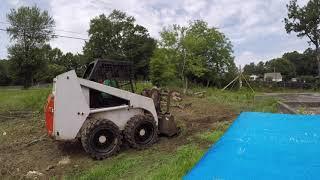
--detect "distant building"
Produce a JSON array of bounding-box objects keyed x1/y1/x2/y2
[
  {"x1": 264, "y1": 73, "x2": 282, "y2": 82},
  {"x1": 249, "y1": 75, "x2": 259, "y2": 81},
  {"x1": 291, "y1": 78, "x2": 297, "y2": 82}
]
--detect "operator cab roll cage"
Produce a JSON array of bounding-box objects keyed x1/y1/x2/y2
[{"x1": 82, "y1": 59, "x2": 135, "y2": 109}]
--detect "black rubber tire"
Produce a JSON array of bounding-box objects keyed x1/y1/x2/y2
[
  {"x1": 124, "y1": 115, "x2": 158, "y2": 149},
  {"x1": 81, "y1": 118, "x2": 121, "y2": 160}
]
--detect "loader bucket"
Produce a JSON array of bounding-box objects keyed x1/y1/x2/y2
[{"x1": 158, "y1": 113, "x2": 179, "y2": 137}]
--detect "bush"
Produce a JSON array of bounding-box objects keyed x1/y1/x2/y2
[{"x1": 299, "y1": 76, "x2": 316, "y2": 83}]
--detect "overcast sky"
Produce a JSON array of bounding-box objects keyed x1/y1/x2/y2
[{"x1": 0, "y1": 0, "x2": 311, "y2": 65}]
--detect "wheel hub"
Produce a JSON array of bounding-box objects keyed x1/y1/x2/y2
[
  {"x1": 91, "y1": 129, "x2": 116, "y2": 153},
  {"x1": 134, "y1": 122, "x2": 155, "y2": 145},
  {"x1": 99, "y1": 135, "x2": 107, "y2": 143},
  {"x1": 139, "y1": 129, "x2": 146, "y2": 136}
]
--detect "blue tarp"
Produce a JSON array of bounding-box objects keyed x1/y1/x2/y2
[{"x1": 184, "y1": 112, "x2": 320, "y2": 180}]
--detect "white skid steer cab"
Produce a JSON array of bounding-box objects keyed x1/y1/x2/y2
[{"x1": 45, "y1": 59, "x2": 179, "y2": 159}]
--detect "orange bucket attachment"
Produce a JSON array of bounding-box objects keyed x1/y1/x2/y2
[{"x1": 45, "y1": 94, "x2": 54, "y2": 136}]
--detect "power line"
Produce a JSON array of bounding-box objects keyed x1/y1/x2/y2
[
  {"x1": 54, "y1": 34, "x2": 88, "y2": 41},
  {"x1": 0, "y1": 21, "x2": 10, "y2": 25},
  {"x1": 0, "y1": 28, "x2": 88, "y2": 41},
  {"x1": 54, "y1": 29, "x2": 87, "y2": 36}
]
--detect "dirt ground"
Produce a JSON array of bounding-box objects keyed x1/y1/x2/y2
[{"x1": 0, "y1": 96, "x2": 236, "y2": 179}]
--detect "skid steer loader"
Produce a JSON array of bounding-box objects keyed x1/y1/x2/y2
[{"x1": 45, "y1": 59, "x2": 179, "y2": 159}]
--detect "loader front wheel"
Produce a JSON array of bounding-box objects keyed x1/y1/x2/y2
[
  {"x1": 81, "y1": 118, "x2": 121, "y2": 160},
  {"x1": 124, "y1": 115, "x2": 158, "y2": 149}
]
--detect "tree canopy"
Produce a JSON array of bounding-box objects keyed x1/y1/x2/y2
[
  {"x1": 83, "y1": 10, "x2": 156, "y2": 79},
  {"x1": 265, "y1": 58, "x2": 296, "y2": 80},
  {"x1": 150, "y1": 20, "x2": 236, "y2": 88},
  {"x1": 243, "y1": 49, "x2": 319, "y2": 80},
  {"x1": 6, "y1": 6, "x2": 55, "y2": 87},
  {"x1": 285, "y1": 0, "x2": 320, "y2": 76},
  {"x1": 0, "y1": 60, "x2": 11, "y2": 85},
  {"x1": 283, "y1": 49, "x2": 318, "y2": 76}
]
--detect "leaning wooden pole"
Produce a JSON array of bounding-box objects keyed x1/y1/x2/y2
[{"x1": 222, "y1": 76, "x2": 239, "y2": 91}]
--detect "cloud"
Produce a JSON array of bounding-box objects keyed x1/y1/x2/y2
[
  {"x1": 6, "y1": 0, "x2": 26, "y2": 7},
  {"x1": 236, "y1": 51, "x2": 268, "y2": 66},
  {"x1": 48, "y1": 0, "x2": 195, "y2": 54},
  {"x1": 235, "y1": 35, "x2": 308, "y2": 66},
  {"x1": 236, "y1": 50, "x2": 285, "y2": 66}
]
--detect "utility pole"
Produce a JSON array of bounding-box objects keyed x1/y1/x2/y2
[
  {"x1": 239, "y1": 65, "x2": 242, "y2": 89},
  {"x1": 274, "y1": 66, "x2": 277, "y2": 82}
]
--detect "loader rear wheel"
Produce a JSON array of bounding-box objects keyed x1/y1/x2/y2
[
  {"x1": 124, "y1": 115, "x2": 158, "y2": 149},
  {"x1": 81, "y1": 118, "x2": 121, "y2": 160}
]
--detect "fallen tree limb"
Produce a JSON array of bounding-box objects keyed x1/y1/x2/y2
[
  {"x1": 25, "y1": 134, "x2": 47, "y2": 147},
  {"x1": 194, "y1": 91, "x2": 206, "y2": 95}
]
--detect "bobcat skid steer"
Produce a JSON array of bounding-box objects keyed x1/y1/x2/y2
[{"x1": 45, "y1": 59, "x2": 179, "y2": 159}]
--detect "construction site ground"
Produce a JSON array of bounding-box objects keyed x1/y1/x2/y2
[
  {"x1": 0, "y1": 88, "x2": 277, "y2": 179},
  {"x1": 256, "y1": 93, "x2": 320, "y2": 114}
]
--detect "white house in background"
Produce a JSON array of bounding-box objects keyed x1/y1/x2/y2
[
  {"x1": 264, "y1": 72, "x2": 282, "y2": 82},
  {"x1": 249, "y1": 75, "x2": 259, "y2": 81},
  {"x1": 291, "y1": 78, "x2": 297, "y2": 82}
]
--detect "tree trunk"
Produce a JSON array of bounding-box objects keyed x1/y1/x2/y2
[
  {"x1": 23, "y1": 72, "x2": 32, "y2": 89},
  {"x1": 183, "y1": 77, "x2": 188, "y2": 94},
  {"x1": 317, "y1": 48, "x2": 320, "y2": 78}
]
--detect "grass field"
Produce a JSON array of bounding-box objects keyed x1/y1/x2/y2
[
  {"x1": 0, "y1": 87, "x2": 51, "y2": 113},
  {"x1": 0, "y1": 87, "x2": 277, "y2": 179}
]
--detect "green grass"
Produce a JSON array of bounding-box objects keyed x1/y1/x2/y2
[
  {"x1": 195, "y1": 121, "x2": 230, "y2": 141},
  {"x1": 195, "y1": 131, "x2": 224, "y2": 143},
  {"x1": 72, "y1": 144, "x2": 206, "y2": 180},
  {"x1": 189, "y1": 87, "x2": 278, "y2": 113},
  {"x1": 253, "y1": 97, "x2": 278, "y2": 112},
  {"x1": 143, "y1": 145, "x2": 204, "y2": 180},
  {"x1": 135, "y1": 81, "x2": 153, "y2": 94},
  {"x1": 0, "y1": 88, "x2": 51, "y2": 113}
]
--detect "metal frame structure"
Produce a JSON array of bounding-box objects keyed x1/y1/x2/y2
[{"x1": 83, "y1": 59, "x2": 135, "y2": 92}]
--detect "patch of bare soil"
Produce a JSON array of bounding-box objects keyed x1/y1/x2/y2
[
  {"x1": 157, "y1": 96, "x2": 236, "y2": 151},
  {"x1": 0, "y1": 96, "x2": 235, "y2": 179},
  {"x1": 0, "y1": 115, "x2": 92, "y2": 179}
]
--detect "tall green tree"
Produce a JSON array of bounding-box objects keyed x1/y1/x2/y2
[
  {"x1": 243, "y1": 61, "x2": 266, "y2": 77},
  {"x1": 34, "y1": 45, "x2": 65, "y2": 83},
  {"x1": 255, "y1": 61, "x2": 266, "y2": 76},
  {"x1": 84, "y1": 10, "x2": 156, "y2": 79},
  {"x1": 265, "y1": 58, "x2": 296, "y2": 80},
  {"x1": 34, "y1": 45, "x2": 86, "y2": 83},
  {"x1": 6, "y1": 6, "x2": 55, "y2": 87},
  {"x1": 150, "y1": 20, "x2": 235, "y2": 89},
  {"x1": 302, "y1": 48, "x2": 318, "y2": 75},
  {"x1": 283, "y1": 50, "x2": 317, "y2": 76},
  {"x1": 0, "y1": 60, "x2": 11, "y2": 85},
  {"x1": 184, "y1": 21, "x2": 236, "y2": 87},
  {"x1": 243, "y1": 63, "x2": 256, "y2": 75},
  {"x1": 284, "y1": 0, "x2": 320, "y2": 77},
  {"x1": 149, "y1": 48, "x2": 177, "y2": 86}
]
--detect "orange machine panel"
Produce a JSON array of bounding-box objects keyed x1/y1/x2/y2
[{"x1": 45, "y1": 94, "x2": 54, "y2": 136}]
